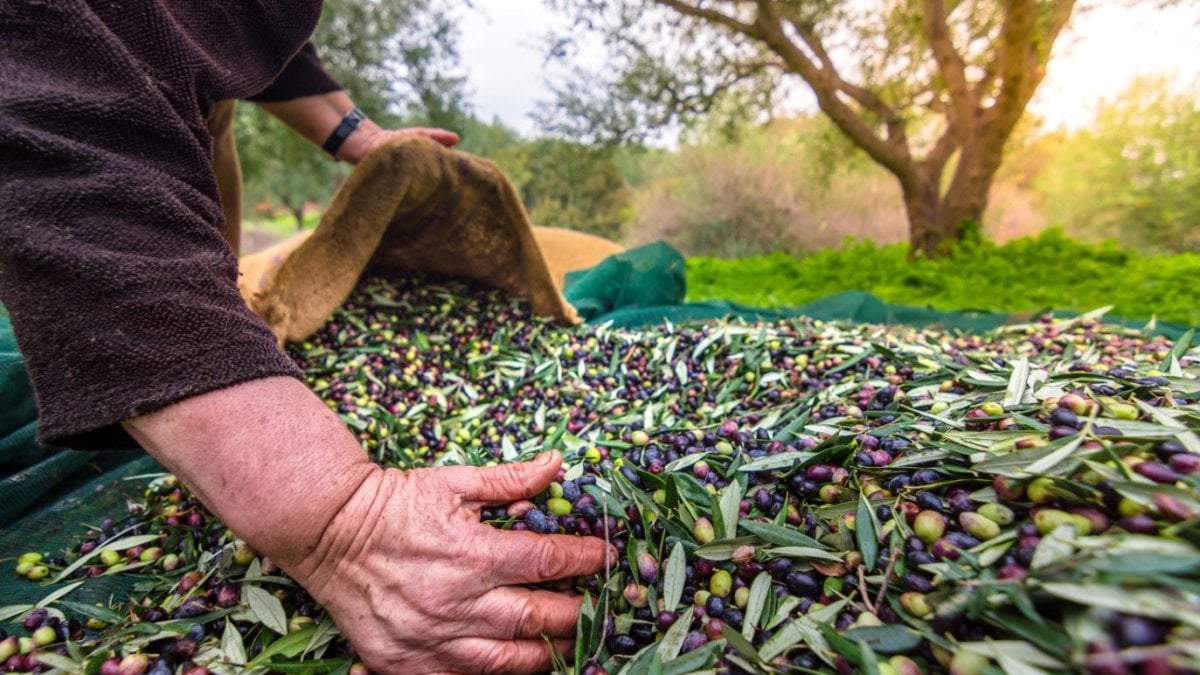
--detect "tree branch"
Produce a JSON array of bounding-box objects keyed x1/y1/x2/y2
[
  {"x1": 651, "y1": 0, "x2": 758, "y2": 35},
  {"x1": 982, "y1": 0, "x2": 1075, "y2": 138},
  {"x1": 777, "y1": 9, "x2": 897, "y2": 124},
  {"x1": 663, "y1": 58, "x2": 783, "y2": 115},
  {"x1": 923, "y1": 122, "x2": 962, "y2": 178},
  {"x1": 750, "y1": 0, "x2": 913, "y2": 180},
  {"x1": 645, "y1": 0, "x2": 917, "y2": 182},
  {"x1": 920, "y1": 0, "x2": 973, "y2": 128},
  {"x1": 946, "y1": 0, "x2": 1076, "y2": 212}
]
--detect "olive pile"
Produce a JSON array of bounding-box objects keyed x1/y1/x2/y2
[{"x1": 7, "y1": 276, "x2": 1199, "y2": 674}]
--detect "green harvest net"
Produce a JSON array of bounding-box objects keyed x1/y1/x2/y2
[
  {"x1": 1, "y1": 241, "x2": 1193, "y2": 604},
  {"x1": 563, "y1": 242, "x2": 1195, "y2": 338},
  {"x1": 1, "y1": 314, "x2": 162, "y2": 604}
]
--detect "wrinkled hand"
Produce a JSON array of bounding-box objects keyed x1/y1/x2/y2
[
  {"x1": 283, "y1": 451, "x2": 613, "y2": 674},
  {"x1": 338, "y1": 123, "x2": 460, "y2": 164}
]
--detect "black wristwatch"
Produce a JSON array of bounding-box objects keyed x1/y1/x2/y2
[{"x1": 322, "y1": 107, "x2": 367, "y2": 158}]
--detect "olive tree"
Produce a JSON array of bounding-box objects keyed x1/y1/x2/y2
[{"x1": 543, "y1": 0, "x2": 1077, "y2": 255}]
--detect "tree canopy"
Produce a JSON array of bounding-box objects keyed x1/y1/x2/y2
[{"x1": 542, "y1": 0, "x2": 1078, "y2": 255}]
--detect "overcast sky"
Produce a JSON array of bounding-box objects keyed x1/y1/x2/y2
[{"x1": 458, "y1": 1, "x2": 1199, "y2": 137}]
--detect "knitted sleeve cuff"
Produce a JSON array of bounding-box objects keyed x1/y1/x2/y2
[{"x1": 246, "y1": 42, "x2": 343, "y2": 103}]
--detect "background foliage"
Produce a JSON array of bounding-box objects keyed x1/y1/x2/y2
[
  {"x1": 1030, "y1": 76, "x2": 1200, "y2": 253},
  {"x1": 237, "y1": 0, "x2": 471, "y2": 229},
  {"x1": 233, "y1": 1, "x2": 1198, "y2": 324},
  {"x1": 687, "y1": 229, "x2": 1200, "y2": 325}
]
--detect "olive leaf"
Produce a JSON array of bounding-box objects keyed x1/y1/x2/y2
[
  {"x1": 221, "y1": 618, "x2": 248, "y2": 665},
  {"x1": 996, "y1": 652, "x2": 1052, "y2": 675},
  {"x1": 655, "y1": 612, "x2": 691, "y2": 661},
  {"x1": 856, "y1": 493, "x2": 879, "y2": 571},
  {"x1": 662, "y1": 640, "x2": 724, "y2": 675},
  {"x1": 759, "y1": 599, "x2": 847, "y2": 663},
  {"x1": 842, "y1": 625, "x2": 922, "y2": 654},
  {"x1": 722, "y1": 622, "x2": 761, "y2": 665},
  {"x1": 694, "y1": 536, "x2": 758, "y2": 561},
  {"x1": 742, "y1": 572, "x2": 772, "y2": 640},
  {"x1": 574, "y1": 594, "x2": 594, "y2": 670},
  {"x1": 663, "y1": 541, "x2": 686, "y2": 611},
  {"x1": 56, "y1": 600, "x2": 123, "y2": 625},
  {"x1": 856, "y1": 640, "x2": 881, "y2": 675},
  {"x1": 767, "y1": 547, "x2": 844, "y2": 563},
  {"x1": 0, "y1": 604, "x2": 34, "y2": 623},
  {"x1": 617, "y1": 644, "x2": 659, "y2": 675},
  {"x1": 664, "y1": 453, "x2": 707, "y2": 474},
  {"x1": 818, "y1": 623, "x2": 864, "y2": 665},
  {"x1": 243, "y1": 584, "x2": 289, "y2": 636},
  {"x1": 957, "y1": 640, "x2": 1063, "y2": 669},
  {"x1": 0, "y1": 582, "x2": 87, "y2": 622},
  {"x1": 1021, "y1": 434, "x2": 1085, "y2": 476},
  {"x1": 33, "y1": 653, "x2": 81, "y2": 672},
  {"x1": 763, "y1": 596, "x2": 801, "y2": 631},
  {"x1": 1004, "y1": 358, "x2": 1032, "y2": 406},
  {"x1": 50, "y1": 532, "x2": 160, "y2": 584},
  {"x1": 302, "y1": 615, "x2": 341, "y2": 660},
  {"x1": 243, "y1": 625, "x2": 319, "y2": 669},
  {"x1": 738, "y1": 452, "x2": 814, "y2": 472},
  {"x1": 719, "y1": 482, "x2": 742, "y2": 540},
  {"x1": 738, "y1": 520, "x2": 827, "y2": 549},
  {"x1": 1041, "y1": 584, "x2": 1200, "y2": 628}
]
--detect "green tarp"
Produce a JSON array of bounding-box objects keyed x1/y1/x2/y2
[
  {"x1": 1, "y1": 315, "x2": 158, "y2": 603},
  {"x1": 564, "y1": 241, "x2": 1194, "y2": 338},
  {"x1": 1, "y1": 241, "x2": 1194, "y2": 604}
]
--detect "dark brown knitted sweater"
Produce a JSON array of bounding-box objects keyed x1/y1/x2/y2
[{"x1": 0, "y1": 0, "x2": 341, "y2": 449}]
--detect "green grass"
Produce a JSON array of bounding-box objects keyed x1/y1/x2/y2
[{"x1": 685, "y1": 229, "x2": 1200, "y2": 326}]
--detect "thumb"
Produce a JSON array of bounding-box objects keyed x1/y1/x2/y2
[{"x1": 441, "y1": 450, "x2": 562, "y2": 504}]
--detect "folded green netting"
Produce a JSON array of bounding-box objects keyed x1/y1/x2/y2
[
  {"x1": 563, "y1": 243, "x2": 1194, "y2": 339},
  {"x1": 2, "y1": 304, "x2": 167, "y2": 602},
  {"x1": 0, "y1": 453, "x2": 161, "y2": 604}
]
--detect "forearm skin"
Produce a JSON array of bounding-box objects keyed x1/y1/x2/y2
[
  {"x1": 122, "y1": 376, "x2": 376, "y2": 568},
  {"x1": 256, "y1": 91, "x2": 385, "y2": 165}
]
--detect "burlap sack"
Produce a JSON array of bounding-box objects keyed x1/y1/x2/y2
[
  {"x1": 238, "y1": 136, "x2": 623, "y2": 345},
  {"x1": 531, "y1": 226, "x2": 625, "y2": 289}
]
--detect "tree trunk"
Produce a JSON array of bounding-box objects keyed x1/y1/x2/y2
[
  {"x1": 940, "y1": 138, "x2": 1001, "y2": 242},
  {"x1": 903, "y1": 154, "x2": 992, "y2": 258},
  {"x1": 292, "y1": 204, "x2": 305, "y2": 231},
  {"x1": 902, "y1": 172, "x2": 947, "y2": 258}
]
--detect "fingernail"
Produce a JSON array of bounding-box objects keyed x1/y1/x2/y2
[{"x1": 535, "y1": 451, "x2": 554, "y2": 465}]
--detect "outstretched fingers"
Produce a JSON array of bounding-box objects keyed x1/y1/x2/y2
[
  {"x1": 398, "y1": 127, "x2": 460, "y2": 148},
  {"x1": 470, "y1": 587, "x2": 587, "y2": 640},
  {"x1": 439, "y1": 451, "x2": 563, "y2": 506},
  {"x1": 485, "y1": 528, "x2": 615, "y2": 587},
  {"x1": 441, "y1": 637, "x2": 573, "y2": 675}
]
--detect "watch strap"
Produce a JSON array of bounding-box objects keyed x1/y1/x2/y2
[{"x1": 322, "y1": 107, "x2": 366, "y2": 157}]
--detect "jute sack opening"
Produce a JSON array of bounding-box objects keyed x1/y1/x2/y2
[{"x1": 237, "y1": 136, "x2": 623, "y2": 345}]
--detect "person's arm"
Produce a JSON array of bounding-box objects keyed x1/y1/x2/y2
[
  {"x1": 125, "y1": 377, "x2": 612, "y2": 673},
  {"x1": 256, "y1": 90, "x2": 460, "y2": 165},
  {"x1": 248, "y1": 43, "x2": 458, "y2": 164},
  {"x1": 2, "y1": 11, "x2": 603, "y2": 672}
]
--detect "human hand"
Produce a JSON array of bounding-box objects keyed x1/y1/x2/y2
[
  {"x1": 125, "y1": 379, "x2": 598, "y2": 672},
  {"x1": 337, "y1": 122, "x2": 460, "y2": 164},
  {"x1": 255, "y1": 91, "x2": 460, "y2": 164},
  {"x1": 283, "y1": 451, "x2": 614, "y2": 674}
]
